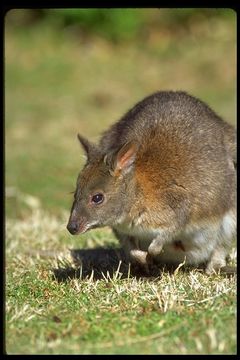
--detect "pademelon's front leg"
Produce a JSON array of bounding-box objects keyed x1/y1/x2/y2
[
  {"x1": 126, "y1": 238, "x2": 150, "y2": 273},
  {"x1": 147, "y1": 236, "x2": 164, "y2": 258},
  {"x1": 128, "y1": 237, "x2": 165, "y2": 273},
  {"x1": 145, "y1": 235, "x2": 168, "y2": 268},
  {"x1": 146, "y1": 191, "x2": 191, "y2": 263},
  {"x1": 129, "y1": 248, "x2": 149, "y2": 267},
  {"x1": 112, "y1": 228, "x2": 150, "y2": 272}
]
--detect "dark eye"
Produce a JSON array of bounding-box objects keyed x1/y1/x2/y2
[{"x1": 91, "y1": 193, "x2": 104, "y2": 205}]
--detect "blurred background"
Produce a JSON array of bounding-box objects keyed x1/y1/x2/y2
[{"x1": 5, "y1": 8, "x2": 236, "y2": 219}]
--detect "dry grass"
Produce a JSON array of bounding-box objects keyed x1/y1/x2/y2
[{"x1": 5, "y1": 193, "x2": 237, "y2": 354}]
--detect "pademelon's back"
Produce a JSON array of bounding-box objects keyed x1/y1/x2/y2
[
  {"x1": 99, "y1": 91, "x2": 236, "y2": 218},
  {"x1": 99, "y1": 91, "x2": 230, "y2": 154}
]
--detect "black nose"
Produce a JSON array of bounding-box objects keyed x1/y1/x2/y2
[{"x1": 67, "y1": 221, "x2": 79, "y2": 235}]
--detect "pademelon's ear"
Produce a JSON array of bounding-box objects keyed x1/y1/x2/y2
[
  {"x1": 111, "y1": 141, "x2": 138, "y2": 175},
  {"x1": 77, "y1": 134, "x2": 98, "y2": 160}
]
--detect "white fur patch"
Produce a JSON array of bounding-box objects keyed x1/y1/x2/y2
[
  {"x1": 114, "y1": 211, "x2": 236, "y2": 266},
  {"x1": 222, "y1": 211, "x2": 236, "y2": 239}
]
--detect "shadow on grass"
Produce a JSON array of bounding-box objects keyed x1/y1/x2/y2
[
  {"x1": 52, "y1": 247, "x2": 178, "y2": 282},
  {"x1": 52, "y1": 247, "x2": 236, "y2": 282}
]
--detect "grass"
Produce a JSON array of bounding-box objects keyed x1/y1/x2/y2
[
  {"x1": 5, "y1": 202, "x2": 237, "y2": 354},
  {"x1": 5, "y1": 9, "x2": 236, "y2": 355}
]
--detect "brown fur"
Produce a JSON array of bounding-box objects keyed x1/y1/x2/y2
[{"x1": 67, "y1": 91, "x2": 236, "y2": 273}]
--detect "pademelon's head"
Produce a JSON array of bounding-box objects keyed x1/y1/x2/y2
[{"x1": 67, "y1": 134, "x2": 138, "y2": 235}]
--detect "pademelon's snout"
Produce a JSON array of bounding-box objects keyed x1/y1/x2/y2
[
  {"x1": 67, "y1": 220, "x2": 79, "y2": 235},
  {"x1": 67, "y1": 216, "x2": 89, "y2": 235}
]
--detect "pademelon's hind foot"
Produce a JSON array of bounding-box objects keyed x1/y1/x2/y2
[
  {"x1": 219, "y1": 266, "x2": 236, "y2": 276},
  {"x1": 205, "y1": 246, "x2": 229, "y2": 275}
]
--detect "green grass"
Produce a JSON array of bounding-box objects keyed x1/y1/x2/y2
[
  {"x1": 5, "y1": 206, "x2": 237, "y2": 354},
  {"x1": 5, "y1": 10, "x2": 236, "y2": 354}
]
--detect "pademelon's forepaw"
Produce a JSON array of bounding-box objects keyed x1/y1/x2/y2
[
  {"x1": 130, "y1": 249, "x2": 150, "y2": 274},
  {"x1": 147, "y1": 241, "x2": 163, "y2": 258},
  {"x1": 130, "y1": 249, "x2": 147, "y2": 264}
]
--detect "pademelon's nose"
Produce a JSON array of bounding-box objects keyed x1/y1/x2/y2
[{"x1": 67, "y1": 221, "x2": 79, "y2": 235}]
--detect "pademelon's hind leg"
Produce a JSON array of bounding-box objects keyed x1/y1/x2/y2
[
  {"x1": 205, "y1": 246, "x2": 228, "y2": 274},
  {"x1": 205, "y1": 246, "x2": 236, "y2": 275},
  {"x1": 205, "y1": 210, "x2": 236, "y2": 275}
]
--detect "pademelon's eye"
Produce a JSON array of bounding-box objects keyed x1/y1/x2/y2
[{"x1": 91, "y1": 193, "x2": 104, "y2": 205}]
